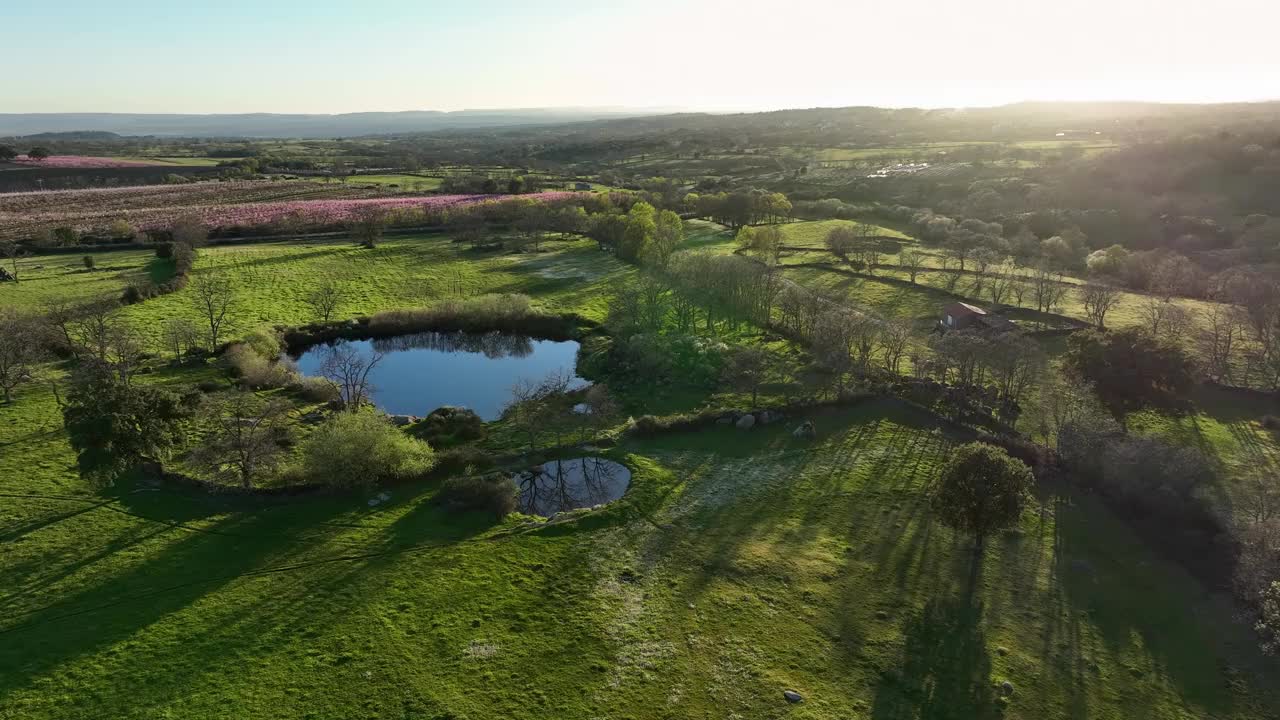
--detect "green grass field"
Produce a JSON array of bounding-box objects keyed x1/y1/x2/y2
[
  {"x1": 0, "y1": 250, "x2": 167, "y2": 309},
  {"x1": 4, "y1": 387, "x2": 1277, "y2": 718},
  {"x1": 14, "y1": 235, "x2": 629, "y2": 351},
  {"x1": 3, "y1": 225, "x2": 1279, "y2": 718}
]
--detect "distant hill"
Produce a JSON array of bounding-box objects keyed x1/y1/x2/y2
[{"x1": 0, "y1": 108, "x2": 674, "y2": 139}]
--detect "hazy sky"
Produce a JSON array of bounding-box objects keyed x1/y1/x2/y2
[{"x1": 4, "y1": 0, "x2": 1278, "y2": 113}]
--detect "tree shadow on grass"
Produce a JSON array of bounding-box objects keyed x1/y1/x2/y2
[
  {"x1": 871, "y1": 588, "x2": 998, "y2": 720},
  {"x1": 1043, "y1": 485, "x2": 1280, "y2": 718},
  {"x1": 0, "y1": 499, "x2": 354, "y2": 704}
]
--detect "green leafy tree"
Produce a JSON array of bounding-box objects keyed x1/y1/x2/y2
[
  {"x1": 27, "y1": 146, "x2": 51, "y2": 161},
  {"x1": 300, "y1": 411, "x2": 436, "y2": 489},
  {"x1": 930, "y1": 443, "x2": 1034, "y2": 552},
  {"x1": 1064, "y1": 328, "x2": 1197, "y2": 412},
  {"x1": 0, "y1": 145, "x2": 17, "y2": 161},
  {"x1": 641, "y1": 209, "x2": 684, "y2": 269},
  {"x1": 619, "y1": 202, "x2": 656, "y2": 262},
  {"x1": 62, "y1": 363, "x2": 188, "y2": 484}
]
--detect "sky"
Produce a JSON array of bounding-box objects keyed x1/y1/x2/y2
[{"x1": 3, "y1": 0, "x2": 1278, "y2": 114}]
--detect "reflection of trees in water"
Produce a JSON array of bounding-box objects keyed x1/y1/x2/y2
[
  {"x1": 517, "y1": 457, "x2": 630, "y2": 515},
  {"x1": 372, "y1": 331, "x2": 534, "y2": 359}
]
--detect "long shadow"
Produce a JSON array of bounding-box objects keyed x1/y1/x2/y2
[
  {"x1": 0, "y1": 498, "x2": 113, "y2": 543},
  {"x1": 871, "y1": 590, "x2": 998, "y2": 720},
  {"x1": 0, "y1": 498, "x2": 353, "y2": 701},
  {"x1": 1046, "y1": 484, "x2": 1272, "y2": 717}
]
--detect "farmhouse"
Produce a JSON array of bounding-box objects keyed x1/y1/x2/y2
[{"x1": 938, "y1": 302, "x2": 1016, "y2": 333}]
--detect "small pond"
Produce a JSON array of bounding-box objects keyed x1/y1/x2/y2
[
  {"x1": 293, "y1": 331, "x2": 586, "y2": 420},
  {"x1": 516, "y1": 457, "x2": 632, "y2": 516}
]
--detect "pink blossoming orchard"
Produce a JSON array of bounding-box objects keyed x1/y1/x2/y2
[
  {"x1": 10, "y1": 154, "x2": 163, "y2": 168},
  {"x1": 0, "y1": 180, "x2": 578, "y2": 239}
]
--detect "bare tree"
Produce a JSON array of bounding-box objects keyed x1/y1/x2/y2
[
  {"x1": 721, "y1": 346, "x2": 775, "y2": 406},
  {"x1": 162, "y1": 317, "x2": 201, "y2": 362},
  {"x1": 939, "y1": 255, "x2": 962, "y2": 292},
  {"x1": 576, "y1": 384, "x2": 621, "y2": 443},
  {"x1": 1031, "y1": 264, "x2": 1068, "y2": 313},
  {"x1": 506, "y1": 371, "x2": 574, "y2": 452},
  {"x1": 899, "y1": 250, "x2": 926, "y2": 284},
  {"x1": 812, "y1": 308, "x2": 859, "y2": 394},
  {"x1": 0, "y1": 240, "x2": 27, "y2": 282},
  {"x1": 1008, "y1": 269, "x2": 1029, "y2": 307},
  {"x1": 170, "y1": 214, "x2": 209, "y2": 248},
  {"x1": 190, "y1": 275, "x2": 235, "y2": 350},
  {"x1": 985, "y1": 333, "x2": 1048, "y2": 406},
  {"x1": 856, "y1": 244, "x2": 882, "y2": 275},
  {"x1": 305, "y1": 282, "x2": 344, "y2": 323},
  {"x1": 0, "y1": 308, "x2": 44, "y2": 403},
  {"x1": 986, "y1": 263, "x2": 1013, "y2": 305},
  {"x1": 1080, "y1": 283, "x2": 1123, "y2": 329},
  {"x1": 105, "y1": 322, "x2": 146, "y2": 384},
  {"x1": 349, "y1": 207, "x2": 386, "y2": 249},
  {"x1": 44, "y1": 300, "x2": 83, "y2": 356},
  {"x1": 1241, "y1": 471, "x2": 1280, "y2": 525},
  {"x1": 879, "y1": 318, "x2": 913, "y2": 374},
  {"x1": 1199, "y1": 304, "x2": 1247, "y2": 382},
  {"x1": 319, "y1": 341, "x2": 384, "y2": 411},
  {"x1": 193, "y1": 393, "x2": 291, "y2": 488},
  {"x1": 1141, "y1": 297, "x2": 1192, "y2": 346},
  {"x1": 74, "y1": 300, "x2": 121, "y2": 362},
  {"x1": 824, "y1": 226, "x2": 859, "y2": 265}
]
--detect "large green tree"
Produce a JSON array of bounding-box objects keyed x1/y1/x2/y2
[
  {"x1": 930, "y1": 443, "x2": 1034, "y2": 552},
  {"x1": 1064, "y1": 328, "x2": 1196, "y2": 412},
  {"x1": 62, "y1": 363, "x2": 189, "y2": 484}
]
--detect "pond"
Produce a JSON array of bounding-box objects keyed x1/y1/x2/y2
[
  {"x1": 293, "y1": 331, "x2": 586, "y2": 420},
  {"x1": 515, "y1": 457, "x2": 632, "y2": 516}
]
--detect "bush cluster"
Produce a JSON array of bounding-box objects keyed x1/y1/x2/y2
[
  {"x1": 225, "y1": 329, "x2": 297, "y2": 389},
  {"x1": 300, "y1": 411, "x2": 436, "y2": 489},
  {"x1": 434, "y1": 474, "x2": 517, "y2": 519}
]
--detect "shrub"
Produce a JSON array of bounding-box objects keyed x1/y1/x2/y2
[
  {"x1": 242, "y1": 327, "x2": 282, "y2": 359},
  {"x1": 435, "y1": 474, "x2": 517, "y2": 519},
  {"x1": 1262, "y1": 415, "x2": 1280, "y2": 431},
  {"x1": 432, "y1": 445, "x2": 497, "y2": 476},
  {"x1": 121, "y1": 284, "x2": 147, "y2": 304},
  {"x1": 300, "y1": 411, "x2": 435, "y2": 489},
  {"x1": 225, "y1": 343, "x2": 296, "y2": 389},
  {"x1": 417, "y1": 406, "x2": 486, "y2": 447},
  {"x1": 290, "y1": 376, "x2": 341, "y2": 403}
]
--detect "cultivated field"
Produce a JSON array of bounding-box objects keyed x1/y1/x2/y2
[{"x1": 0, "y1": 181, "x2": 576, "y2": 239}]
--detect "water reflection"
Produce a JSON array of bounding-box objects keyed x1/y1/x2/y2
[
  {"x1": 516, "y1": 457, "x2": 631, "y2": 516},
  {"x1": 293, "y1": 331, "x2": 583, "y2": 420},
  {"x1": 371, "y1": 331, "x2": 534, "y2": 359}
]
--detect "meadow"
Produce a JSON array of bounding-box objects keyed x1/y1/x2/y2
[{"x1": 3, "y1": 219, "x2": 1280, "y2": 718}]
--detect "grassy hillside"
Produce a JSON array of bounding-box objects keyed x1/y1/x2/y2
[
  {"x1": 4, "y1": 390, "x2": 1278, "y2": 719},
  {"x1": 2, "y1": 226, "x2": 1279, "y2": 719}
]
